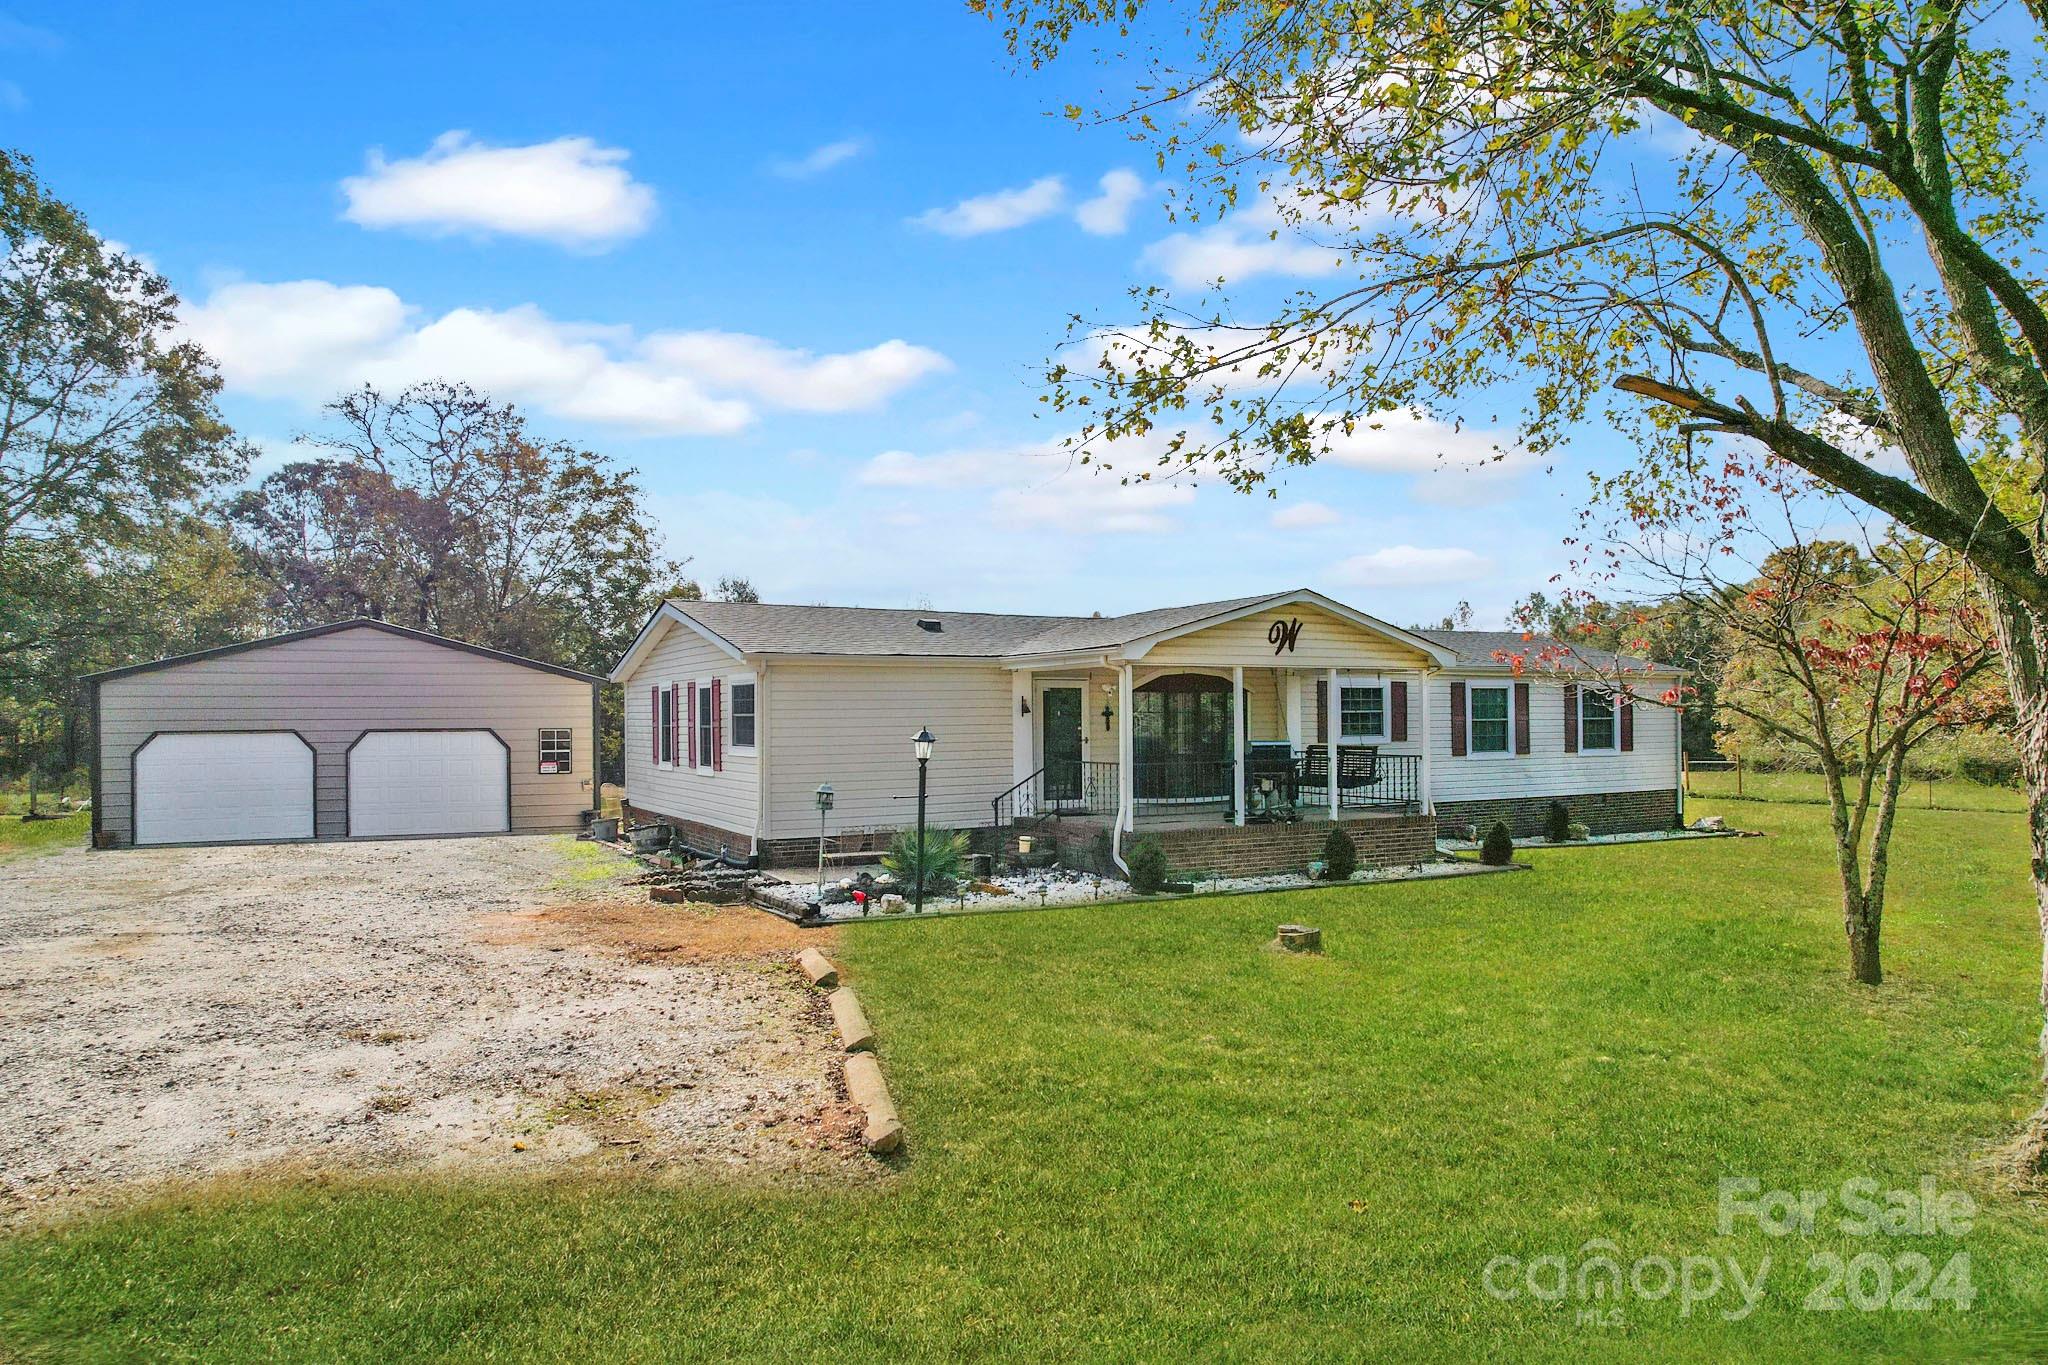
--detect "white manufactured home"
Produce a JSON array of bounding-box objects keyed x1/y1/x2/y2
[{"x1": 608, "y1": 589, "x2": 1685, "y2": 876}]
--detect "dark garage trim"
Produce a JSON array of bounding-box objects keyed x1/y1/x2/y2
[
  {"x1": 343, "y1": 727, "x2": 512, "y2": 839},
  {"x1": 129, "y1": 729, "x2": 319, "y2": 849},
  {"x1": 81, "y1": 618, "x2": 605, "y2": 685}
]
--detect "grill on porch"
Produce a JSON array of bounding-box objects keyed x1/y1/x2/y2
[{"x1": 990, "y1": 748, "x2": 1423, "y2": 829}]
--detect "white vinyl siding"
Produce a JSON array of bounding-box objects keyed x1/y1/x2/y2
[
  {"x1": 97, "y1": 627, "x2": 592, "y2": 846},
  {"x1": 1140, "y1": 604, "x2": 1434, "y2": 671},
  {"x1": 619, "y1": 620, "x2": 759, "y2": 841},
  {"x1": 1428, "y1": 674, "x2": 1679, "y2": 803},
  {"x1": 766, "y1": 658, "x2": 1011, "y2": 839}
]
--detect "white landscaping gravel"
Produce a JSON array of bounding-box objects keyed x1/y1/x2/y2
[
  {"x1": 756, "y1": 857, "x2": 1513, "y2": 921},
  {"x1": 0, "y1": 836, "x2": 854, "y2": 1221}
]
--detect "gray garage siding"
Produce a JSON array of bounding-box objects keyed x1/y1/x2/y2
[{"x1": 96, "y1": 624, "x2": 596, "y2": 846}]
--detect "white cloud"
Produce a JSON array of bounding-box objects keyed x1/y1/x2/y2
[
  {"x1": 855, "y1": 431, "x2": 1199, "y2": 534},
  {"x1": 1322, "y1": 408, "x2": 1537, "y2": 506},
  {"x1": 1074, "y1": 169, "x2": 1147, "y2": 235},
  {"x1": 913, "y1": 176, "x2": 1067, "y2": 237},
  {"x1": 1137, "y1": 184, "x2": 1401, "y2": 290},
  {"x1": 771, "y1": 136, "x2": 870, "y2": 178},
  {"x1": 180, "y1": 278, "x2": 946, "y2": 435},
  {"x1": 1330, "y1": 545, "x2": 1491, "y2": 587},
  {"x1": 1271, "y1": 500, "x2": 1341, "y2": 529},
  {"x1": 639, "y1": 332, "x2": 948, "y2": 413},
  {"x1": 340, "y1": 131, "x2": 656, "y2": 248}
]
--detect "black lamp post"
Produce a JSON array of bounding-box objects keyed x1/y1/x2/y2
[{"x1": 912, "y1": 726, "x2": 935, "y2": 913}]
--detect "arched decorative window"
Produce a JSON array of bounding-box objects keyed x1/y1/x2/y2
[{"x1": 1134, "y1": 673, "x2": 1236, "y2": 801}]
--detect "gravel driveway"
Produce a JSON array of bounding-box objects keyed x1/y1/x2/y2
[{"x1": 0, "y1": 835, "x2": 854, "y2": 1220}]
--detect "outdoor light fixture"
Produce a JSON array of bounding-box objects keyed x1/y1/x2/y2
[
  {"x1": 911, "y1": 728, "x2": 936, "y2": 912},
  {"x1": 814, "y1": 784, "x2": 835, "y2": 898},
  {"x1": 1020, "y1": 696, "x2": 1031, "y2": 716}
]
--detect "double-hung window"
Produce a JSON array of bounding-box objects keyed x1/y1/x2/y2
[
  {"x1": 658, "y1": 687, "x2": 675, "y2": 765},
  {"x1": 1338, "y1": 683, "x2": 1385, "y2": 741},
  {"x1": 696, "y1": 682, "x2": 714, "y2": 769},
  {"x1": 730, "y1": 682, "x2": 756, "y2": 748},
  {"x1": 1468, "y1": 685, "x2": 1511, "y2": 754},
  {"x1": 1580, "y1": 689, "x2": 1617, "y2": 751}
]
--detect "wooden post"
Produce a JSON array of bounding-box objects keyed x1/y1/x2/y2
[
  {"x1": 1417, "y1": 669, "x2": 1434, "y2": 814},
  {"x1": 1119, "y1": 663, "x2": 1135, "y2": 832},
  {"x1": 1326, "y1": 666, "x2": 1340, "y2": 823},
  {"x1": 1232, "y1": 664, "x2": 1246, "y2": 826}
]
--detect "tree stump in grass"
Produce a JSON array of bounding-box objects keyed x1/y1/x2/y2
[{"x1": 1275, "y1": 924, "x2": 1322, "y2": 953}]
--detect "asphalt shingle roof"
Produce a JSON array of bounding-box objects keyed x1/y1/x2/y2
[
  {"x1": 663, "y1": 597, "x2": 1677, "y2": 671},
  {"x1": 1419, "y1": 630, "x2": 1672, "y2": 673}
]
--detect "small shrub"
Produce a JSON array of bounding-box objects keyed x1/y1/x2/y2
[
  {"x1": 1479, "y1": 821, "x2": 1515, "y2": 866},
  {"x1": 1566, "y1": 821, "x2": 1592, "y2": 841},
  {"x1": 1321, "y1": 824, "x2": 1359, "y2": 881},
  {"x1": 1544, "y1": 800, "x2": 1572, "y2": 843},
  {"x1": 1126, "y1": 836, "x2": 1171, "y2": 892},
  {"x1": 881, "y1": 825, "x2": 970, "y2": 895}
]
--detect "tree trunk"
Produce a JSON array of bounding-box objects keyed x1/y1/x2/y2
[
  {"x1": 1846, "y1": 893, "x2": 1883, "y2": 986},
  {"x1": 1989, "y1": 588, "x2": 2048, "y2": 1175}
]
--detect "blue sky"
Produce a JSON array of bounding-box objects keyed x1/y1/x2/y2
[{"x1": 3, "y1": 0, "x2": 1634, "y2": 624}]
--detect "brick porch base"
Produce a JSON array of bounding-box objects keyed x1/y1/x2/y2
[{"x1": 1433, "y1": 788, "x2": 1680, "y2": 840}]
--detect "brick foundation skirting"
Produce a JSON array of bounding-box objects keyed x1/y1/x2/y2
[
  {"x1": 1010, "y1": 813, "x2": 1437, "y2": 878},
  {"x1": 621, "y1": 803, "x2": 756, "y2": 858},
  {"x1": 1433, "y1": 789, "x2": 1679, "y2": 841}
]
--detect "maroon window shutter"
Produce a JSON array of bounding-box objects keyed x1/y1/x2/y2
[
  {"x1": 650, "y1": 686, "x2": 660, "y2": 762},
  {"x1": 1315, "y1": 679, "x2": 1328, "y2": 740},
  {"x1": 668, "y1": 684, "x2": 680, "y2": 764},
  {"x1": 1514, "y1": 682, "x2": 1531, "y2": 755},
  {"x1": 1563, "y1": 683, "x2": 1579, "y2": 754},
  {"x1": 710, "y1": 679, "x2": 724, "y2": 772},
  {"x1": 1620, "y1": 693, "x2": 1635, "y2": 751},
  {"x1": 1449, "y1": 680, "x2": 1467, "y2": 756},
  {"x1": 686, "y1": 682, "x2": 698, "y2": 767},
  {"x1": 1390, "y1": 681, "x2": 1408, "y2": 742}
]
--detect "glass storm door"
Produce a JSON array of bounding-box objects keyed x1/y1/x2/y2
[{"x1": 1042, "y1": 686, "x2": 1084, "y2": 802}]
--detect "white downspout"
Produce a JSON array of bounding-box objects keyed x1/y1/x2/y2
[{"x1": 1112, "y1": 661, "x2": 1135, "y2": 875}]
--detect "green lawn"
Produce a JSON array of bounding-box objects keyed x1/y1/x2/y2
[
  {"x1": 1685, "y1": 765, "x2": 2028, "y2": 813},
  {"x1": 0, "y1": 809, "x2": 88, "y2": 860},
  {"x1": 3, "y1": 796, "x2": 2047, "y2": 1359}
]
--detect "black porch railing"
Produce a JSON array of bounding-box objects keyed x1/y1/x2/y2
[
  {"x1": 991, "y1": 760, "x2": 1120, "y2": 827},
  {"x1": 1292, "y1": 747, "x2": 1423, "y2": 811},
  {"x1": 992, "y1": 748, "x2": 1425, "y2": 827}
]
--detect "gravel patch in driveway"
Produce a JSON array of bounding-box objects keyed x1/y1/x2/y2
[{"x1": 0, "y1": 836, "x2": 856, "y2": 1220}]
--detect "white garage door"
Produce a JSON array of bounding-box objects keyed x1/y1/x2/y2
[
  {"x1": 134, "y1": 732, "x2": 315, "y2": 846},
  {"x1": 348, "y1": 730, "x2": 510, "y2": 838}
]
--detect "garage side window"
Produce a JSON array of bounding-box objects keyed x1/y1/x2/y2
[
  {"x1": 730, "y1": 682, "x2": 756, "y2": 748},
  {"x1": 539, "y1": 728, "x2": 572, "y2": 774}
]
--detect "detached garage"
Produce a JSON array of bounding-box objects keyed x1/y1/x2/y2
[{"x1": 87, "y1": 619, "x2": 601, "y2": 848}]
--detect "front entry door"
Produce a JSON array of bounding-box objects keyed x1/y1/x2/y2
[{"x1": 1042, "y1": 686, "x2": 1084, "y2": 803}]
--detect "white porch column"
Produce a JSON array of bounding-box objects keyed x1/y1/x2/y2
[
  {"x1": 1417, "y1": 670, "x2": 1434, "y2": 814},
  {"x1": 1011, "y1": 670, "x2": 1033, "y2": 788},
  {"x1": 1283, "y1": 668, "x2": 1303, "y2": 748},
  {"x1": 1326, "y1": 666, "x2": 1340, "y2": 822},
  {"x1": 1232, "y1": 664, "x2": 1246, "y2": 826},
  {"x1": 1118, "y1": 663, "x2": 1135, "y2": 832}
]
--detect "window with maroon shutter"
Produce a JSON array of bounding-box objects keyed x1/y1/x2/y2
[
  {"x1": 1513, "y1": 682, "x2": 1531, "y2": 754},
  {"x1": 1390, "y1": 680, "x2": 1408, "y2": 742},
  {"x1": 686, "y1": 682, "x2": 698, "y2": 767},
  {"x1": 1563, "y1": 683, "x2": 1579, "y2": 753},
  {"x1": 1620, "y1": 692, "x2": 1635, "y2": 751},
  {"x1": 710, "y1": 678, "x2": 723, "y2": 772},
  {"x1": 1449, "y1": 680, "x2": 1467, "y2": 755},
  {"x1": 665, "y1": 684, "x2": 679, "y2": 765}
]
